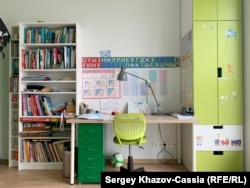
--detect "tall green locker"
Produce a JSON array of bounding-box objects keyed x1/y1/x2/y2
[{"x1": 192, "y1": 0, "x2": 243, "y2": 171}]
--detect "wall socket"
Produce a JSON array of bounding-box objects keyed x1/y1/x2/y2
[{"x1": 152, "y1": 141, "x2": 176, "y2": 148}]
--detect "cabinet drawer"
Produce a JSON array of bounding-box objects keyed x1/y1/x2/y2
[
  {"x1": 195, "y1": 125, "x2": 243, "y2": 151},
  {"x1": 196, "y1": 151, "x2": 243, "y2": 171},
  {"x1": 78, "y1": 124, "x2": 103, "y2": 136},
  {"x1": 79, "y1": 145, "x2": 103, "y2": 154},
  {"x1": 78, "y1": 153, "x2": 104, "y2": 163},
  {"x1": 78, "y1": 162, "x2": 104, "y2": 171},
  {"x1": 78, "y1": 171, "x2": 101, "y2": 183},
  {"x1": 78, "y1": 134, "x2": 103, "y2": 144}
]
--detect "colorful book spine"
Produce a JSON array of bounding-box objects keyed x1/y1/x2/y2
[
  {"x1": 30, "y1": 95, "x2": 38, "y2": 116},
  {"x1": 41, "y1": 96, "x2": 52, "y2": 116},
  {"x1": 34, "y1": 95, "x2": 45, "y2": 116},
  {"x1": 22, "y1": 94, "x2": 27, "y2": 116}
]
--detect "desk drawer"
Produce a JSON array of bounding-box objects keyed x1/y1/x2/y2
[
  {"x1": 78, "y1": 124, "x2": 103, "y2": 136},
  {"x1": 78, "y1": 153, "x2": 105, "y2": 163},
  {"x1": 79, "y1": 145, "x2": 103, "y2": 154},
  {"x1": 78, "y1": 171, "x2": 101, "y2": 183},
  {"x1": 78, "y1": 135, "x2": 103, "y2": 145},
  {"x1": 78, "y1": 162, "x2": 104, "y2": 171}
]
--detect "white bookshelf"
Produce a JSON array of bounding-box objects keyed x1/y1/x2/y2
[
  {"x1": 9, "y1": 26, "x2": 19, "y2": 167},
  {"x1": 18, "y1": 22, "x2": 81, "y2": 170}
]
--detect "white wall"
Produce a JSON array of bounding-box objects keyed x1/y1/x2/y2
[{"x1": 0, "y1": 0, "x2": 181, "y2": 160}]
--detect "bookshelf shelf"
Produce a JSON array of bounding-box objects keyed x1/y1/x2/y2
[
  {"x1": 9, "y1": 26, "x2": 19, "y2": 167},
  {"x1": 18, "y1": 22, "x2": 81, "y2": 170}
]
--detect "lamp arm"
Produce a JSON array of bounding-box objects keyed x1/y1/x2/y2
[
  {"x1": 147, "y1": 82, "x2": 161, "y2": 108},
  {"x1": 126, "y1": 72, "x2": 161, "y2": 109},
  {"x1": 126, "y1": 72, "x2": 148, "y2": 82}
]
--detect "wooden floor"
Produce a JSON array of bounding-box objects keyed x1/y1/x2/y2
[{"x1": 0, "y1": 162, "x2": 187, "y2": 188}]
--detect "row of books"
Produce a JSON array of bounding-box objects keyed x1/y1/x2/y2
[
  {"x1": 20, "y1": 122, "x2": 71, "y2": 137},
  {"x1": 11, "y1": 41, "x2": 19, "y2": 57},
  {"x1": 24, "y1": 26, "x2": 76, "y2": 44},
  {"x1": 21, "y1": 46, "x2": 76, "y2": 70},
  {"x1": 9, "y1": 75, "x2": 19, "y2": 92},
  {"x1": 20, "y1": 139, "x2": 70, "y2": 163},
  {"x1": 21, "y1": 94, "x2": 66, "y2": 116}
]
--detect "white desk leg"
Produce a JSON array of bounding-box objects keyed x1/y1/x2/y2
[
  {"x1": 177, "y1": 123, "x2": 181, "y2": 164},
  {"x1": 70, "y1": 123, "x2": 75, "y2": 185}
]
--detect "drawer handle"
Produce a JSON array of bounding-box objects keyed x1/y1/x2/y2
[
  {"x1": 213, "y1": 125, "x2": 223, "y2": 129},
  {"x1": 213, "y1": 151, "x2": 223, "y2": 155}
]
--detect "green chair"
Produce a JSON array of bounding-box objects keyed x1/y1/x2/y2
[{"x1": 113, "y1": 113, "x2": 147, "y2": 172}]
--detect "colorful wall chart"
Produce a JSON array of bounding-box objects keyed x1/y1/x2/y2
[
  {"x1": 82, "y1": 69, "x2": 120, "y2": 99},
  {"x1": 181, "y1": 30, "x2": 193, "y2": 107}
]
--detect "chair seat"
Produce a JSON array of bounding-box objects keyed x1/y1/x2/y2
[{"x1": 113, "y1": 136, "x2": 147, "y2": 146}]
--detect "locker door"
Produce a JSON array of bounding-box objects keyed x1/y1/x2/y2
[
  {"x1": 218, "y1": 0, "x2": 242, "y2": 20},
  {"x1": 193, "y1": 21, "x2": 218, "y2": 124},
  {"x1": 217, "y1": 21, "x2": 243, "y2": 124},
  {"x1": 193, "y1": 0, "x2": 217, "y2": 20}
]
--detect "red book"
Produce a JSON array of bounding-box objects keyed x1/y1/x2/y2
[
  {"x1": 22, "y1": 94, "x2": 27, "y2": 116},
  {"x1": 30, "y1": 95, "x2": 38, "y2": 116},
  {"x1": 34, "y1": 95, "x2": 45, "y2": 116}
]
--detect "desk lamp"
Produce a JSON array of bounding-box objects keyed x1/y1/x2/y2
[{"x1": 117, "y1": 66, "x2": 167, "y2": 115}]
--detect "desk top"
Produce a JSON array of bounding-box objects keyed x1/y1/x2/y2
[{"x1": 66, "y1": 115, "x2": 198, "y2": 124}]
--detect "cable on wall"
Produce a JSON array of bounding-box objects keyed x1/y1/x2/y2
[{"x1": 156, "y1": 123, "x2": 174, "y2": 163}]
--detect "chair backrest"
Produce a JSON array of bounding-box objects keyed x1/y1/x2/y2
[{"x1": 113, "y1": 113, "x2": 146, "y2": 146}]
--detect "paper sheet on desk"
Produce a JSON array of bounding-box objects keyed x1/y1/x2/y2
[
  {"x1": 76, "y1": 113, "x2": 114, "y2": 120},
  {"x1": 171, "y1": 113, "x2": 194, "y2": 119}
]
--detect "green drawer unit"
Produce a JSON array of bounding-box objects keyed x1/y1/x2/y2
[
  {"x1": 78, "y1": 123, "x2": 105, "y2": 183},
  {"x1": 196, "y1": 151, "x2": 243, "y2": 171}
]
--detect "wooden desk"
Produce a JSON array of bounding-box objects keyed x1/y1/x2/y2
[{"x1": 66, "y1": 115, "x2": 198, "y2": 185}]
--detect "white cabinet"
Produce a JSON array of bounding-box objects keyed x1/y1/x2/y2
[
  {"x1": 18, "y1": 22, "x2": 81, "y2": 170},
  {"x1": 9, "y1": 26, "x2": 19, "y2": 167}
]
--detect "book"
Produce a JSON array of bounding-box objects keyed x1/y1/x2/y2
[
  {"x1": 52, "y1": 143, "x2": 61, "y2": 162},
  {"x1": 48, "y1": 142, "x2": 57, "y2": 162},
  {"x1": 41, "y1": 96, "x2": 53, "y2": 116},
  {"x1": 29, "y1": 141, "x2": 35, "y2": 162},
  {"x1": 34, "y1": 95, "x2": 45, "y2": 116},
  {"x1": 22, "y1": 94, "x2": 28, "y2": 116},
  {"x1": 44, "y1": 141, "x2": 53, "y2": 162},
  {"x1": 30, "y1": 95, "x2": 38, "y2": 116},
  {"x1": 26, "y1": 94, "x2": 32, "y2": 116},
  {"x1": 51, "y1": 102, "x2": 66, "y2": 114},
  {"x1": 52, "y1": 140, "x2": 70, "y2": 162}
]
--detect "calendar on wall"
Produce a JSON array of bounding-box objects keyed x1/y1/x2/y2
[{"x1": 81, "y1": 69, "x2": 120, "y2": 99}]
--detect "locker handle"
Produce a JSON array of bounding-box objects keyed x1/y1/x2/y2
[
  {"x1": 213, "y1": 151, "x2": 223, "y2": 155},
  {"x1": 213, "y1": 125, "x2": 223, "y2": 129},
  {"x1": 218, "y1": 67, "x2": 222, "y2": 77}
]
